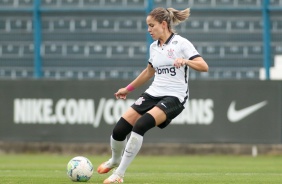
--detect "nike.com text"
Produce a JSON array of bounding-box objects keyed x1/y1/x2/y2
[{"x1": 14, "y1": 98, "x2": 214, "y2": 127}]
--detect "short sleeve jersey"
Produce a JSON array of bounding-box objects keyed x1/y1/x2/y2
[{"x1": 145, "y1": 33, "x2": 200, "y2": 103}]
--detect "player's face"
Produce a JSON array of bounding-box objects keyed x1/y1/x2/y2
[{"x1": 146, "y1": 16, "x2": 165, "y2": 40}]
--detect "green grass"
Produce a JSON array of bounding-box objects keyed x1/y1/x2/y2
[{"x1": 0, "y1": 154, "x2": 282, "y2": 184}]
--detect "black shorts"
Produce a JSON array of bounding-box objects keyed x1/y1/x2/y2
[{"x1": 131, "y1": 93, "x2": 185, "y2": 129}]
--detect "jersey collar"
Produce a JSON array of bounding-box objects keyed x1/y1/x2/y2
[{"x1": 157, "y1": 33, "x2": 175, "y2": 47}]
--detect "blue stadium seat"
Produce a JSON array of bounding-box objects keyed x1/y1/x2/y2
[
  {"x1": 18, "y1": 0, "x2": 32, "y2": 7},
  {"x1": 96, "y1": 18, "x2": 115, "y2": 30},
  {"x1": 252, "y1": 20, "x2": 263, "y2": 31},
  {"x1": 88, "y1": 44, "x2": 108, "y2": 56},
  {"x1": 153, "y1": 0, "x2": 167, "y2": 7},
  {"x1": 53, "y1": 19, "x2": 71, "y2": 31},
  {"x1": 133, "y1": 45, "x2": 147, "y2": 57},
  {"x1": 0, "y1": 19, "x2": 5, "y2": 30},
  {"x1": 23, "y1": 44, "x2": 34, "y2": 56},
  {"x1": 83, "y1": 0, "x2": 102, "y2": 7},
  {"x1": 185, "y1": 20, "x2": 205, "y2": 30},
  {"x1": 273, "y1": 45, "x2": 282, "y2": 55},
  {"x1": 119, "y1": 19, "x2": 139, "y2": 31},
  {"x1": 1, "y1": 18, "x2": 32, "y2": 33},
  {"x1": 104, "y1": 0, "x2": 123, "y2": 7},
  {"x1": 202, "y1": 45, "x2": 222, "y2": 57},
  {"x1": 61, "y1": 0, "x2": 80, "y2": 7},
  {"x1": 215, "y1": 0, "x2": 235, "y2": 6},
  {"x1": 193, "y1": 0, "x2": 212, "y2": 6},
  {"x1": 209, "y1": 20, "x2": 228, "y2": 31},
  {"x1": 238, "y1": 0, "x2": 261, "y2": 6},
  {"x1": 74, "y1": 19, "x2": 92, "y2": 31},
  {"x1": 126, "y1": 0, "x2": 146, "y2": 7},
  {"x1": 224, "y1": 45, "x2": 244, "y2": 56},
  {"x1": 0, "y1": 43, "x2": 33, "y2": 59},
  {"x1": 111, "y1": 45, "x2": 130, "y2": 57},
  {"x1": 0, "y1": 0, "x2": 14, "y2": 7},
  {"x1": 270, "y1": 0, "x2": 282, "y2": 6},
  {"x1": 248, "y1": 45, "x2": 263, "y2": 56},
  {"x1": 2, "y1": 44, "x2": 20, "y2": 56},
  {"x1": 230, "y1": 20, "x2": 250, "y2": 31},
  {"x1": 272, "y1": 20, "x2": 282, "y2": 32},
  {"x1": 41, "y1": 0, "x2": 57, "y2": 7},
  {"x1": 66, "y1": 44, "x2": 84, "y2": 56},
  {"x1": 43, "y1": 43, "x2": 63, "y2": 56},
  {"x1": 10, "y1": 19, "x2": 28, "y2": 31}
]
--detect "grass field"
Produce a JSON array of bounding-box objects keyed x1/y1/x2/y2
[{"x1": 0, "y1": 154, "x2": 282, "y2": 184}]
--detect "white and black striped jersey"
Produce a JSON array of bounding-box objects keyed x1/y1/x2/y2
[{"x1": 145, "y1": 33, "x2": 201, "y2": 104}]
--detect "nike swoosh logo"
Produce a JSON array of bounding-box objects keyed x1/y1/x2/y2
[
  {"x1": 227, "y1": 101, "x2": 268, "y2": 123},
  {"x1": 161, "y1": 103, "x2": 167, "y2": 108}
]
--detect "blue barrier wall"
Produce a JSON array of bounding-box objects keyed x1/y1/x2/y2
[{"x1": 0, "y1": 79, "x2": 281, "y2": 143}]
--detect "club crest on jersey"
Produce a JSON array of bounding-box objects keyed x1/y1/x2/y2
[
  {"x1": 135, "y1": 97, "x2": 145, "y2": 105},
  {"x1": 167, "y1": 48, "x2": 175, "y2": 58}
]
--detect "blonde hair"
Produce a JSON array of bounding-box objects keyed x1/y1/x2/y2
[{"x1": 148, "y1": 7, "x2": 190, "y2": 32}]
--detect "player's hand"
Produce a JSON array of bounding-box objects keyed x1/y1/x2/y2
[
  {"x1": 114, "y1": 88, "x2": 129, "y2": 99},
  {"x1": 173, "y1": 58, "x2": 186, "y2": 68}
]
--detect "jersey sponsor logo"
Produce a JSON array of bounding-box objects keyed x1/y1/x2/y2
[
  {"x1": 156, "y1": 67, "x2": 176, "y2": 76},
  {"x1": 227, "y1": 101, "x2": 268, "y2": 123}
]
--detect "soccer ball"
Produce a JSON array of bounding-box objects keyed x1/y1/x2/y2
[{"x1": 67, "y1": 156, "x2": 94, "y2": 182}]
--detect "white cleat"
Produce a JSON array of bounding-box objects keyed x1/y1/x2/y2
[{"x1": 103, "y1": 172, "x2": 124, "y2": 183}]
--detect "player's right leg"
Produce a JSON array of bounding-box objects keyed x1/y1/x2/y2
[
  {"x1": 97, "y1": 108, "x2": 140, "y2": 174},
  {"x1": 103, "y1": 112, "x2": 157, "y2": 183},
  {"x1": 97, "y1": 135, "x2": 127, "y2": 174}
]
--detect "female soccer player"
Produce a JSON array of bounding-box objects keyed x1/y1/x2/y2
[{"x1": 97, "y1": 7, "x2": 209, "y2": 183}]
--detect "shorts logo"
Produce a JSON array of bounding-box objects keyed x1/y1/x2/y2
[
  {"x1": 135, "y1": 97, "x2": 145, "y2": 105},
  {"x1": 161, "y1": 103, "x2": 167, "y2": 108},
  {"x1": 167, "y1": 48, "x2": 175, "y2": 58}
]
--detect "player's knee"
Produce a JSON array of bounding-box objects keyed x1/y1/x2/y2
[
  {"x1": 112, "y1": 117, "x2": 133, "y2": 141},
  {"x1": 132, "y1": 113, "x2": 156, "y2": 136}
]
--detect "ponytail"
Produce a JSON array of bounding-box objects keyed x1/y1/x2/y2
[
  {"x1": 149, "y1": 7, "x2": 190, "y2": 33},
  {"x1": 166, "y1": 8, "x2": 190, "y2": 26}
]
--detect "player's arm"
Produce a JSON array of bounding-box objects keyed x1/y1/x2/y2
[
  {"x1": 115, "y1": 64, "x2": 155, "y2": 99},
  {"x1": 174, "y1": 40, "x2": 209, "y2": 72},
  {"x1": 185, "y1": 57, "x2": 209, "y2": 72},
  {"x1": 129, "y1": 63, "x2": 155, "y2": 88},
  {"x1": 174, "y1": 57, "x2": 209, "y2": 72}
]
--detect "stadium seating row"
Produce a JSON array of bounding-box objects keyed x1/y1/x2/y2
[
  {"x1": 0, "y1": 67, "x2": 259, "y2": 80},
  {"x1": 1, "y1": 0, "x2": 281, "y2": 8},
  {"x1": 155, "y1": 0, "x2": 282, "y2": 7},
  {"x1": 1, "y1": 43, "x2": 282, "y2": 58},
  {"x1": 1, "y1": 17, "x2": 282, "y2": 32},
  {"x1": 0, "y1": 42, "x2": 146, "y2": 58},
  {"x1": 1, "y1": 42, "x2": 281, "y2": 70}
]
